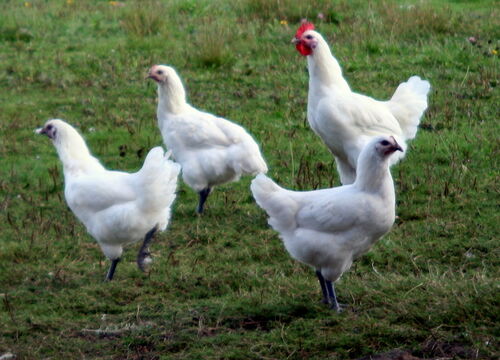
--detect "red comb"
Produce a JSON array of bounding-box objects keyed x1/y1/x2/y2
[{"x1": 295, "y1": 22, "x2": 315, "y2": 38}]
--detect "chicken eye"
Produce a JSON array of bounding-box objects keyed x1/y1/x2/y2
[
  {"x1": 46, "y1": 124, "x2": 53, "y2": 131},
  {"x1": 305, "y1": 35, "x2": 313, "y2": 40},
  {"x1": 157, "y1": 70, "x2": 163, "y2": 75},
  {"x1": 381, "y1": 140, "x2": 390, "y2": 146}
]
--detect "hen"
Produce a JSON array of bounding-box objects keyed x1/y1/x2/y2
[
  {"x1": 36, "y1": 119, "x2": 180, "y2": 281},
  {"x1": 293, "y1": 22, "x2": 430, "y2": 184},
  {"x1": 148, "y1": 65, "x2": 268, "y2": 213},
  {"x1": 251, "y1": 135, "x2": 402, "y2": 311}
]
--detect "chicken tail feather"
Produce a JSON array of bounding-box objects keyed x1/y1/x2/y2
[
  {"x1": 389, "y1": 76, "x2": 431, "y2": 140},
  {"x1": 137, "y1": 147, "x2": 181, "y2": 217},
  {"x1": 251, "y1": 174, "x2": 298, "y2": 233}
]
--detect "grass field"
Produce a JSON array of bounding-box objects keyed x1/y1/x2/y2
[{"x1": 0, "y1": 0, "x2": 498, "y2": 359}]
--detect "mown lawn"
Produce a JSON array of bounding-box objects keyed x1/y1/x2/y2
[{"x1": 0, "y1": 0, "x2": 498, "y2": 359}]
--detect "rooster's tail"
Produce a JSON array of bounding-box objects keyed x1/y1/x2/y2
[{"x1": 389, "y1": 76, "x2": 431, "y2": 140}]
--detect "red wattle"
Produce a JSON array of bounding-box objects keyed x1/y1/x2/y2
[{"x1": 296, "y1": 42, "x2": 312, "y2": 56}]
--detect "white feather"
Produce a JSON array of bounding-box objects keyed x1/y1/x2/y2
[
  {"x1": 299, "y1": 29, "x2": 430, "y2": 185},
  {"x1": 251, "y1": 136, "x2": 398, "y2": 283},
  {"x1": 39, "y1": 119, "x2": 180, "y2": 261},
  {"x1": 151, "y1": 65, "x2": 268, "y2": 193}
]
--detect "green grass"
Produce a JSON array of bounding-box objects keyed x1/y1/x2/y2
[{"x1": 0, "y1": 0, "x2": 498, "y2": 359}]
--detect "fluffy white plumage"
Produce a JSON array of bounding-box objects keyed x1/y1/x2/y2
[
  {"x1": 293, "y1": 23, "x2": 430, "y2": 185},
  {"x1": 36, "y1": 119, "x2": 180, "y2": 280},
  {"x1": 251, "y1": 135, "x2": 402, "y2": 310},
  {"x1": 148, "y1": 64, "x2": 268, "y2": 213}
]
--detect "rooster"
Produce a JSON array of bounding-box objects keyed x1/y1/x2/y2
[
  {"x1": 148, "y1": 65, "x2": 268, "y2": 214},
  {"x1": 251, "y1": 136, "x2": 402, "y2": 311},
  {"x1": 293, "y1": 22, "x2": 430, "y2": 184},
  {"x1": 36, "y1": 119, "x2": 180, "y2": 281}
]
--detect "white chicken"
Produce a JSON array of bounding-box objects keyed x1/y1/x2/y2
[
  {"x1": 251, "y1": 135, "x2": 402, "y2": 311},
  {"x1": 293, "y1": 22, "x2": 430, "y2": 185},
  {"x1": 148, "y1": 64, "x2": 268, "y2": 214},
  {"x1": 36, "y1": 119, "x2": 180, "y2": 281}
]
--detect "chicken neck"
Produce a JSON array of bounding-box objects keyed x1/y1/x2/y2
[
  {"x1": 158, "y1": 75, "x2": 187, "y2": 115},
  {"x1": 307, "y1": 37, "x2": 351, "y2": 92},
  {"x1": 54, "y1": 130, "x2": 104, "y2": 177},
  {"x1": 354, "y1": 153, "x2": 395, "y2": 199}
]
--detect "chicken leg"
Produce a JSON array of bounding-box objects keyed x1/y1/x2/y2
[
  {"x1": 197, "y1": 187, "x2": 211, "y2": 214},
  {"x1": 137, "y1": 225, "x2": 158, "y2": 272},
  {"x1": 316, "y1": 270, "x2": 330, "y2": 304},
  {"x1": 105, "y1": 258, "x2": 121, "y2": 281},
  {"x1": 326, "y1": 280, "x2": 343, "y2": 312},
  {"x1": 316, "y1": 270, "x2": 343, "y2": 312}
]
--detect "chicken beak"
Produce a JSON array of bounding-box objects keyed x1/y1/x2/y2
[
  {"x1": 390, "y1": 136, "x2": 403, "y2": 152},
  {"x1": 147, "y1": 70, "x2": 161, "y2": 83},
  {"x1": 291, "y1": 37, "x2": 300, "y2": 44},
  {"x1": 36, "y1": 125, "x2": 57, "y2": 139},
  {"x1": 147, "y1": 74, "x2": 158, "y2": 82}
]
